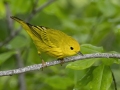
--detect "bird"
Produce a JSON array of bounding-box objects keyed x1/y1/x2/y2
[{"x1": 11, "y1": 16, "x2": 83, "y2": 67}]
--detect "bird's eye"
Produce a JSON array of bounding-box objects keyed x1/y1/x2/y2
[{"x1": 70, "y1": 47, "x2": 74, "y2": 50}]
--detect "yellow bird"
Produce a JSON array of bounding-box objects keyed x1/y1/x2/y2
[{"x1": 11, "y1": 16, "x2": 82, "y2": 61}]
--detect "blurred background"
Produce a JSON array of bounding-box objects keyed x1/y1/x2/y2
[{"x1": 0, "y1": 0, "x2": 120, "y2": 90}]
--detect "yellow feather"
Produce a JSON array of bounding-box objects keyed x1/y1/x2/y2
[{"x1": 11, "y1": 16, "x2": 81, "y2": 58}]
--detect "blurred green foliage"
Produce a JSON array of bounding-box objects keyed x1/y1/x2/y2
[{"x1": 0, "y1": 0, "x2": 120, "y2": 90}]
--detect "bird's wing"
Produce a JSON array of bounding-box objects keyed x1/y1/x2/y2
[{"x1": 30, "y1": 25, "x2": 57, "y2": 48}]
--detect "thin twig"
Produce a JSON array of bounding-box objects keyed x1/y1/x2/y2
[
  {"x1": 4, "y1": 1, "x2": 13, "y2": 33},
  {"x1": 4, "y1": 1, "x2": 26, "y2": 89},
  {"x1": 26, "y1": 0, "x2": 56, "y2": 21},
  {"x1": 0, "y1": 53, "x2": 120, "y2": 76},
  {"x1": 0, "y1": 27, "x2": 22, "y2": 47},
  {"x1": 15, "y1": 50, "x2": 26, "y2": 90},
  {"x1": 0, "y1": 1, "x2": 20, "y2": 47}
]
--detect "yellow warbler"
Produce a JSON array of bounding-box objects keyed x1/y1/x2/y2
[{"x1": 11, "y1": 16, "x2": 82, "y2": 59}]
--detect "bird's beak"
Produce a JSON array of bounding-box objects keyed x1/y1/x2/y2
[{"x1": 78, "y1": 52, "x2": 83, "y2": 56}]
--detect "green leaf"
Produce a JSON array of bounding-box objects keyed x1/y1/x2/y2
[
  {"x1": 66, "y1": 59, "x2": 97, "y2": 70},
  {"x1": 90, "y1": 65, "x2": 112, "y2": 90},
  {"x1": 81, "y1": 44, "x2": 104, "y2": 54},
  {"x1": 101, "y1": 58, "x2": 119, "y2": 65},
  {"x1": 74, "y1": 67, "x2": 95, "y2": 90},
  {"x1": 11, "y1": 0, "x2": 32, "y2": 14},
  {"x1": 0, "y1": 1, "x2": 5, "y2": 18},
  {"x1": 97, "y1": 0, "x2": 117, "y2": 17},
  {"x1": 74, "y1": 65, "x2": 112, "y2": 90},
  {"x1": 8, "y1": 35, "x2": 29, "y2": 49},
  {"x1": 102, "y1": 51, "x2": 120, "y2": 65},
  {"x1": 0, "y1": 51, "x2": 16, "y2": 65},
  {"x1": 44, "y1": 76, "x2": 73, "y2": 90},
  {"x1": 117, "y1": 59, "x2": 120, "y2": 64}
]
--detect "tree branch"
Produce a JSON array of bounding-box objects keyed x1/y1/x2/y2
[
  {"x1": 4, "y1": 2, "x2": 26, "y2": 89},
  {"x1": 15, "y1": 50, "x2": 26, "y2": 90},
  {"x1": 26, "y1": 0, "x2": 56, "y2": 21},
  {"x1": 0, "y1": 53, "x2": 120, "y2": 76}
]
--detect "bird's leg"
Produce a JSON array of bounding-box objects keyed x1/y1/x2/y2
[
  {"x1": 78, "y1": 51, "x2": 84, "y2": 56},
  {"x1": 41, "y1": 59, "x2": 47, "y2": 71},
  {"x1": 58, "y1": 58, "x2": 64, "y2": 66},
  {"x1": 38, "y1": 52, "x2": 47, "y2": 70}
]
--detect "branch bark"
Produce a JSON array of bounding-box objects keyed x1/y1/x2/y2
[{"x1": 0, "y1": 53, "x2": 120, "y2": 76}]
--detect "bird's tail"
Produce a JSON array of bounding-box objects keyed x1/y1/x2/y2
[{"x1": 11, "y1": 16, "x2": 35, "y2": 38}]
